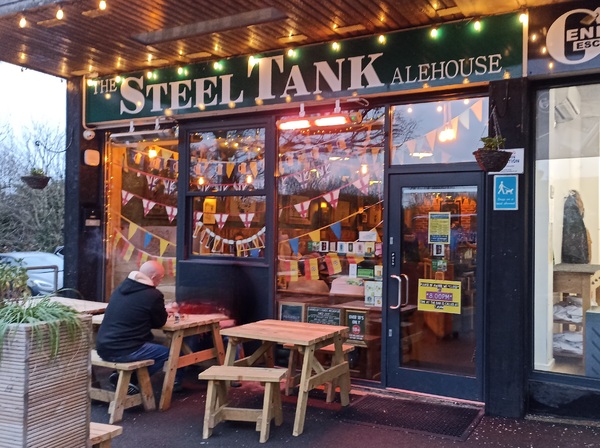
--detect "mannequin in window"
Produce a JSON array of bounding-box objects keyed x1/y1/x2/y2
[{"x1": 562, "y1": 190, "x2": 591, "y2": 264}]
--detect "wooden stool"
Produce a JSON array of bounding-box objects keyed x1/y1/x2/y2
[
  {"x1": 89, "y1": 422, "x2": 123, "y2": 448},
  {"x1": 284, "y1": 343, "x2": 354, "y2": 401},
  {"x1": 90, "y1": 350, "x2": 156, "y2": 424},
  {"x1": 199, "y1": 365, "x2": 286, "y2": 443}
]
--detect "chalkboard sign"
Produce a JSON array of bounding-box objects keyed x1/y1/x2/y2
[
  {"x1": 279, "y1": 302, "x2": 305, "y2": 322},
  {"x1": 346, "y1": 310, "x2": 367, "y2": 341},
  {"x1": 307, "y1": 306, "x2": 342, "y2": 326}
]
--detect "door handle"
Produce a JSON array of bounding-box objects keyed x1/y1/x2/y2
[{"x1": 389, "y1": 274, "x2": 410, "y2": 310}]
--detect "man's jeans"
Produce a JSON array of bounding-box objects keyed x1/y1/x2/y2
[{"x1": 107, "y1": 342, "x2": 183, "y2": 382}]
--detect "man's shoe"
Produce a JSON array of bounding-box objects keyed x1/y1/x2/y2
[
  {"x1": 173, "y1": 381, "x2": 185, "y2": 393},
  {"x1": 109, "y1": 372, "x2": 139, "y2": 395},
  {"x1": 108, "y1": 372, "x2": 118, "y2": 388},
  {"x1": 127, "y1": 383, "x2": 140, "y2": 395},
  {"x1": 230, "y1": 381, "x2": 242, "y2": 388}
]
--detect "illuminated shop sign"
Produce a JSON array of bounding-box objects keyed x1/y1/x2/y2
[
  {"x1": 529, "y1": 1, "x2": 600, "y2": 76},
  {"x1": 85, "y1": 13, "x2": 523, "y2": 125}
]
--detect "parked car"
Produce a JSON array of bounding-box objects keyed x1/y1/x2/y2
[
  {"x1": 0, "y1": 252, "x2": 64, "y2": 296},
  {"x1": 54, "y1": 245, "x2": 64, "y2": 258}
]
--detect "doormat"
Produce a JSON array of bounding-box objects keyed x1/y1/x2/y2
[{"x1": 337, "y1": 395, "x2": 484, "y2": 441}]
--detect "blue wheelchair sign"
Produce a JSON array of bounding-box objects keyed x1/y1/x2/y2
[{"x1": 494, "y1": 175, "x2": 518, "y2": 210}]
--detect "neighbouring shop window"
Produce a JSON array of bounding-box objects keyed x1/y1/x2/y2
[
  {"x1": 105, "y1": 137, "x2": 179, "y2": 303},
  {"x1": 276, "y1": 107, "x2": 385, "y2": 381},
  {"x1": 188, "y1": 127, "x2": 266, "y2": 258},
  {"x1": 534, "y1": 83, "x2": 600, "y2": 377},
  {"x1": 391, "y1": 97, "x2": 489, "y2": 165}
]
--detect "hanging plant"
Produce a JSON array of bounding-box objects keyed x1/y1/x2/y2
[
  {"x1": 473, "y1": 136, "x2": 511, "y2": 172},
  {"x1": 21, "y1": 168, "x2": 51, "y2": 189}
]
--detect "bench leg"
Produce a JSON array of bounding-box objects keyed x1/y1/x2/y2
[
  {"x1": 109, "y1": 371, "x2": 133, "y2": 424},
  {"x1": 203, "y1": 380, "x2": 218, "y2": 439},
  {"x1": 136, "y1": 367, "x2": 156, "y2": 411},
  {"x1": 259, "y1": 382, "x2": 278, "y2": 443},
  {"x1": 285, "y1": 348, "x2": 300, "y2": 396}
]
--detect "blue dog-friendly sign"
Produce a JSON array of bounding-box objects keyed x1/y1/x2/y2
[{"x1": 494, "y1": 175, "x2": 518, "y2": 210}]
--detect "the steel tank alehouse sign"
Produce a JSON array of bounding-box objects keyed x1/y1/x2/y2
[{"x1": 85, "y1": 13, "x2": 523, "y2": 126}]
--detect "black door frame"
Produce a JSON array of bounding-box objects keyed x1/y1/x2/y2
[{"x1": 382, "y1": 169, "x2": 486, "y2": 401}]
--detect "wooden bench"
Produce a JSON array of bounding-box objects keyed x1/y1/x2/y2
[
  {"x1": 90, "y1": 350, "x2": 156, "y2": 424},
  {"x1": 284, "y1": 343, "x2": 355, "y2": 401},
  {"x1": 89, "y1": 422, "x2": 123, "y2": 448},
  {"x1": 199, "y1": 365, "x2": 286, "y2": 443}
]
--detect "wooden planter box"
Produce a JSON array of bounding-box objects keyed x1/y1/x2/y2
[{"x1": 0, "y1": 315, "x2": 91, "y2": 448}]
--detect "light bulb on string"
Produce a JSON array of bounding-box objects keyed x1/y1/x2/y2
[
  {"x1": 56, "y1": 7, "x2": 64, "y2": 20},
  {"x1": 99, "y1": 1, "x2": 107, "y2": 11},
  {"x1": 19, "y1": 17, "x2": 27, "y2": 28}
]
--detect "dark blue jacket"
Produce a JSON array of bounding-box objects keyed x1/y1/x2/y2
[{"x1": 96, "y1": 277, "x2": 168, "y2": 359}]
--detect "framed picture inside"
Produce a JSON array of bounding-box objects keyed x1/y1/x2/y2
[
  {"x1": 433, "y1": 243, "x2": 445, "y2": 257},
  {"x1": 279, "y1": 302, "x2": 306, "y2": 322}
]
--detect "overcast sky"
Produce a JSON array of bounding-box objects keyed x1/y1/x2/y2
[{"x1": 0, "y1": 61, "x2": 66, "y2": 137}]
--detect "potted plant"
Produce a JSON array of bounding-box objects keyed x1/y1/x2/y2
[
  {"x1": 0, "y1": 262, "x2": 91, "y2": 447},
  {"x1": 472, "y1": 136, "x2": 511, "y2": 172},
  {"x1": 21, "y1": 168, "x2": 51, "y2": 190}
]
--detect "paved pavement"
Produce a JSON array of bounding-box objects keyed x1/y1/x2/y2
[{"x1": 90, "y1": 367, "x2": 600, "y2": 448}]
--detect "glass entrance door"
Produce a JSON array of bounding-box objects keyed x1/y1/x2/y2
[{"x1": 386, "y1": 172, "x2": 483, "y2": 400}]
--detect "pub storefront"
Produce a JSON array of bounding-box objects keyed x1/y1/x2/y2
[{"x1": 69, "y1": 9, "x2": 558, "y2": 417}]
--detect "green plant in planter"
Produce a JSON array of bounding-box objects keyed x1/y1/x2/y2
[
  {"x1": 479, "y1": 136, "x2": 506, "y2": 150},
  {"x1": 29, "y1": 168, "x2": 47, "y2": 176},
  {"x1": 0, "y1": 262, "x2": 81, "y2": 360}
]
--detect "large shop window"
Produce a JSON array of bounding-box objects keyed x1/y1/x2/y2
[
  {"x1": 105, "y1": 137, "x2": 179, "y2": 303},
  {"x1": 534, "y1": 83, "x2": 600, "y2": 377},
  {"x1": 188, "y1": 127, "x2": 266, "y2": 258},
  {"x1": 276, "y1": 107, "x2": 385, "y2": 380},
  {"x1": 391, "y1": 97, "x2": 489, "y2": 165}
]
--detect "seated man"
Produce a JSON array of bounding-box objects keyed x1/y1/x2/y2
[{"x1": 96, "y1": 260, "x2": 183, "y2": 393}]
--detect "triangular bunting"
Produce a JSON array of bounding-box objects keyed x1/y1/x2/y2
[
  {"x1": 325, "y1": 253, "x2": 342, "y2": 275},
  {"x1": 214, "y1": 213, "x2": 229, "y2": 230},
  {"x1": 472, "y1": 99, "x2": 483, "y2": 122},
  {"x1": 127, "y1": 223, "x2": 138, "y2": 240},
  {"x1": 226, "y1": 162, "x2": 235, "y2": 177},
  {"x1": 289, "y1": 238, "x2": 299, "y2": 255},
  {"x1": 159, "y1": 238, "x2": 169, "y2": 256},
  {"x1": 165, "y1": 205, "x2": 178, "y2": 223},
  {"x1": 309, "y1": 230, "x2": 320, "y2": 242},
  {"x1": 143, "y1": 232, "x2": 152, "y2": 248},
  {"x1": 142, "y1": 199, "x2": 156, "y2": 216},
  {"x1": 121, "y1": 190, "x2": 133, "y2": 206},
  {"x1": 294, "y1": 200, "x2": 310, "y2": 219},
  {"x1": 352, "y1": 175, "x2": 370, "y2": 195},
  {"x1": 331, "y1": 222, "x2": 342, "y2": 240},
  {"x1": 239, "y1": 213, "x2": 255, "y2": 228},
  {"x1": 304, "y1": 258, "x2": 319, "y2": 280},
  {"x1": 458, "y1": 109, "x2": 470, "y2": 129},
  {"x1": 425, "y1": 129, "x2": 437, "y2": 151},
  {"x1": 323, "y1": 189, "x2": 340, "y2": 208}
]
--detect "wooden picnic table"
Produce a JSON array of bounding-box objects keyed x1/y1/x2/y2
[
  {"x1": 38, "y1": 296, "x2": 108, "y2": 314},
  {"x1": 220, "y1": 319, "x2": 351, "y2": 437},
  {"x1": 93, "y1": 313, "x2": 227, "y2": 411}
]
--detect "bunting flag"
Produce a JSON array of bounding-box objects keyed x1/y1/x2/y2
[
  {"x1": 216, "y1": 163, "x2": 223, "y2": 175},
  {"x1": 352, "y1": 175, "x2": 370, "y2": 195},
  {"x1": 122, "y1": 242, "x2": 135, "y2": 261},
  {"x1": 159, "y1": 239, "x2": 169, "y2": 256},
  {"x1": 238, "y1": 162, "x2": 246, "y2": 174},
  {"x1": 121, "y1": 190, "x2": 134, "y2": 206},
  {"x1": 143, "y1": 232, "x2": 152, "y2": 248},
  {"x1": 346, "y1": 254, "x2": 365, "y2": 265},
  {"x1": 323, "y1": 189, "x2": 340, "y2": 208},
  {"x1": 250, "y1": 161, "x2": 258, "y2": 178},
  {"x1": 308, "y1": 230, "x2": 320, "y2": 242},
  {"x1": 165, "y1": 206, "x2": 177, "y2": 223},
  {"x1": 145, "y1": 174, "x2": 159, "y2": 189},
  {"x1": 458, "y1": 109, "x2": 471, "y2": 129},
  {"x1": 165, "y1": 180, "x2": 177, "y2": 194},
  {"x1": 140, "y1": 252, "x2": 149, "y2": 264},
  {"x1": 325, "y1": 253, "x2": 342, "y2": 275},
  {"x1": 289, "y1": 260, "x2": 298, "y2": 281},
  {"x1": 195, "y1": 211, "x2": 203, "y2": 223},
  {"x1": 304, "y1": 258, "x2": 319, "y2": 280},
  {"x1": 294, "y1": 200, "x2": 310, "y2": 219},
  {"x1": 239, "y1": 213, "x2": 255, "y2": 228},
  {"x1": 289, "y1": 238, "x2": 299, "y2": 255},
  {"x1": 425, "y1": 129, "x2": 437, "y2": 151},
  {"x1": 406, "y1": 140, "x2": 416, "y2": 155},
  {"x1": 214, "y1": 213, "x2": 229, "y2": 230},
  {"x1": 114, "y1": 231, "x2": 123, "y2": 246},
  {"x1": 331, "y1": 222, "x2": 342, "y2": 239},
  {"x1": 142, "y1": 199, "x2": 157, "y2": 216},
  {"x1": 226, "y1": 162, "x2": 235, "y2": 177},
  {"x1": 472, "y1": 99, "x2": 484, "y2": 122},
  {"x1": 127, "y1": 223, "x2": 138, "y2": 240}
]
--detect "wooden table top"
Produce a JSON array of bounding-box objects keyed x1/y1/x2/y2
[
  {"x1": 36, "y1": 296, "x2": 108, "y2": 315},
  {"x1": 92, "y1": 313, "x2": 228, "y2": 330},
  {"x1": 220, "y1": 319, "x2": 349, "y2": 346}
]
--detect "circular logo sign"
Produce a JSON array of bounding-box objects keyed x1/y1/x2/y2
[{"x1": 547, "y1": 8, "x2": 600, "y2": 65}]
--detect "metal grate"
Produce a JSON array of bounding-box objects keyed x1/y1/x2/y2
[{"x1": 338, "y1": 395, "x2": 484, "y2": 441}]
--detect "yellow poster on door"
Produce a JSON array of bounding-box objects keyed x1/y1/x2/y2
[{"x1": 417, "y1": 279, "x2": 462, "y2": 314}]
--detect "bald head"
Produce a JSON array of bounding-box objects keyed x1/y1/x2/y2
[{"x1": 139, "y1": 261, "x2": 165, "y2": 286}]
